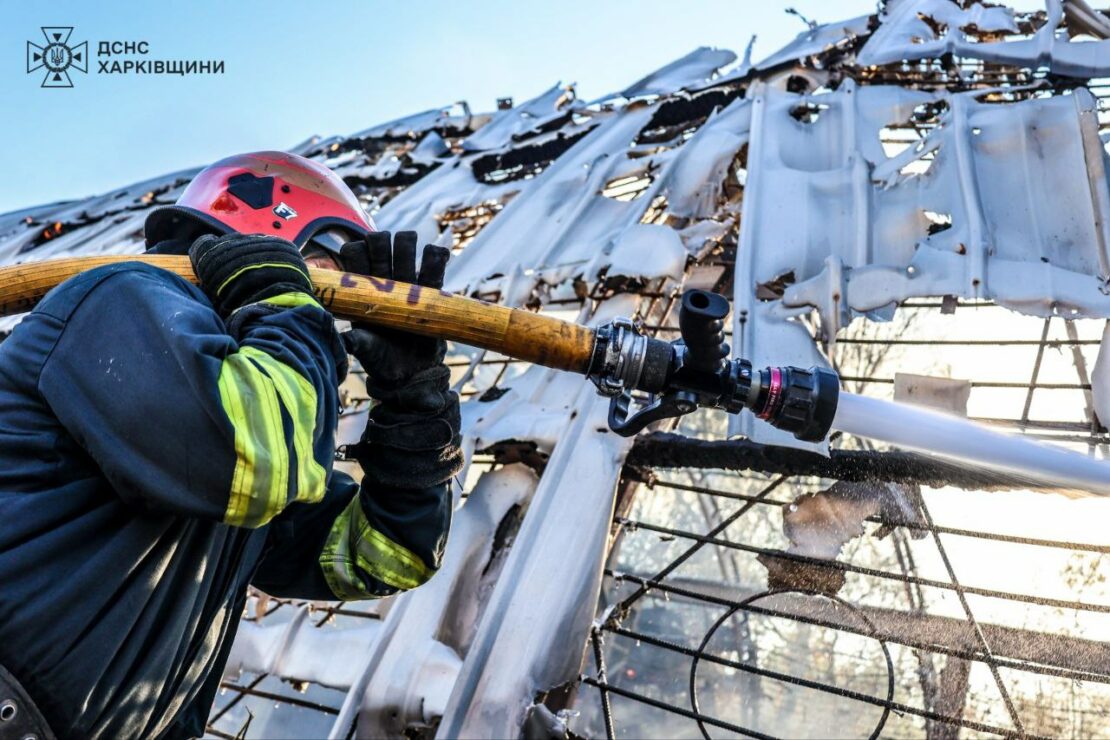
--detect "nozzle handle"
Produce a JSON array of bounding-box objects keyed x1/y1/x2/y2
[
  {"x1": 608, "y1": 390, "x2": 697, "y2": 437},
  {"x1": 678, "y1": 289, "x2": 730, "y2": 374}
]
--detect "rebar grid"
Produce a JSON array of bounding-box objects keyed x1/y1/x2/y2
[
  {"x1": 581, "y1": 458, "x2": 1110, "y2": 739},
  {"x1": 581, "y1": 264, "x2": 1110, "y2": 736},
  {"x1": 204, "y1": 593, "x2": 381, "y2": 737}
]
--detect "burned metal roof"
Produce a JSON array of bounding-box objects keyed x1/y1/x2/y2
[{"x1": 2, "y1": 1, "x2": 1110, "y2": 737}]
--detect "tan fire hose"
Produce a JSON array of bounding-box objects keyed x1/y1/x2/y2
[{"x1": 0, "y1": 255, "x2": 596, "y2": 374}]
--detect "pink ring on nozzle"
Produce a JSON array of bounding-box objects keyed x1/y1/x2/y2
[{"x1": 757, "y1": 366, "x2": 783, "y2": 420}]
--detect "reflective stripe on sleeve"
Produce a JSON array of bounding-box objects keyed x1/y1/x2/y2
[
  {"x1": 216, "y1": 344, "x2": 328, "y2": 527},
  {"x1": 217, "y1": 353, "x2": 289, "y2": 527},
  {"x1": 238, "y1": 347, "x2": 327, "y2": 505},
  {"x1": 319, "y1": 495, "x2": 435, "y2": 599}
]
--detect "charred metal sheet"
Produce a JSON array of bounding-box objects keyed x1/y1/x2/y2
[
  {"x1": 462, "y1": 83, "x2": 580, "y2": 152},
  {"x1": 616, "y1": 46, "x2": 738, "y2": 99},
  {"x1": 732, "y1": 77, "x2": 1110, "y2": 447},
  {"x1": 437, "y1": 391, "x2": 630, "y2": 738},
  {"x1": 349, "y1": 103, "x2": 490, "y2": 141},
  {"x1": 3, "y1": 2, "x2": 1110, "y2": 737},
  {"x1": 859, "y1": 0, "x2": 1110, "y2": 77},
  {"x1": 752, "y1": 13, "x2": 874, "y2": 71},
  {"x1": 346, "y1": 465, "x2": 537, "y2": 737}
]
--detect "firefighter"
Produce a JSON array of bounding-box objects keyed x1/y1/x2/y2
[{"x1": 0, "y1": 151, "x2": 462, "y2": 739}]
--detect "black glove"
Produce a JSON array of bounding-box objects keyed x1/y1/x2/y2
[
  {"x1": 189, "y1": 233, "x2": 314, "y2": 317},
  {"x1": 339, "y1": 231, "x2": 450, "y2": 394},
  {"x1": 341, "y1": 231, "x2": 462, "y2": 488}
]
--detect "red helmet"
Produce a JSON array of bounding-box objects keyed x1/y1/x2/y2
[{"x1": 144, "y1": 150, "x2": 374, "y2": 249}]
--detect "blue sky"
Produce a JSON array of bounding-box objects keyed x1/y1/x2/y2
[{"x1": 0, "y1": 0, "x2": 876, "y2": 212}]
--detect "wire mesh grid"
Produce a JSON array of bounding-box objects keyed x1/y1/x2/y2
[{"x1": 570, "y1": 297, "x2": 1110, "y2": 739}]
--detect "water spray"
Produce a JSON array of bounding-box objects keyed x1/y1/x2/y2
[{"x1": 833, "y1": 392, "x2": 1110, "y2": 497}]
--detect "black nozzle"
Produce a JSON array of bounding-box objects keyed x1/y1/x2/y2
[
  {"x1": 590, "y1": 294, "x2": 841, "y2": 442},
  {"x1": 751, "y1": 365, "x2": 839, "y2": 442},
  {"x1": 678, "y1": 289, "x2": 730, "y2": 374}
]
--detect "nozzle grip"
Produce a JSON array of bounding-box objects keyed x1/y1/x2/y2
[{"x1": 678, "y1": 289, "x2": 730, "y2": 374}]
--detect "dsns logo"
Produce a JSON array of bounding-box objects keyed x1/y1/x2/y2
[{"x1": 27, "y1": 27, "x2": 88, "y2": 88}]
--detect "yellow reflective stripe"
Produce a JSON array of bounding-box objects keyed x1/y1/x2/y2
[
  {"x1": 227, "y1": 292, "x2": 320, "y2": 319},
  {"x1": 239, "y1": 347, "x2": 327, "y2": 504},
  {"x1": 257, "y1": 291, "x2": 321, "y2": 310},
  {"x1": 215, "y1": 263, "x2": 311, "y2": 296},
  {"x1": 319, "y1": 497, "x2": 435, "y2": 599},
  {"x1": 217, "y1": 367, "x2": 254, "y2": 524},
  {"x1": 319, "y1": 499, "x2": 368, "y2": 601},
  {"x1": 217, "y1": 353, "x2": 289, "y2": 527},
  {"x1": 353, "y1": 513, "x2": 432, "y2": 591}
]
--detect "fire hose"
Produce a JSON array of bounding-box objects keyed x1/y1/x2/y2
[{"x1": 0, "y1": 255, "x2": 839, "y2": 441}]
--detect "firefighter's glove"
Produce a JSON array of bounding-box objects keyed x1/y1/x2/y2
[
  {"x1": 340, "y1": 231, "x2": 460, "y2": 487},
  {"x1": 348, "y1": 366, "x2": 463, "y2": 488},
  {"x1": 189, "y1": 233, "x2": 314, "y2": 317},
  {"x1": 339, "y1": 231, "x2": 451, "y2": 399}
]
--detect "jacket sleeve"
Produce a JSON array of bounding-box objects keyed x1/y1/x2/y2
[
  {"x1": 37, "y1": 265, "x2": 346, "y2": 528},
  {"x1": 251, "y1": 470, "x2": 453, "y2": 600}
]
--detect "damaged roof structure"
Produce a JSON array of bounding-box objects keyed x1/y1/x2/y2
[{"x1": 2, "y1": 0, "x2": 1110, "y2": 737}]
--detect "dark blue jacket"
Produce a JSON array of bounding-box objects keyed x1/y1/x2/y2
[{"x1": 0, "y1": 262, "x2": 451, "y2": 739}]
